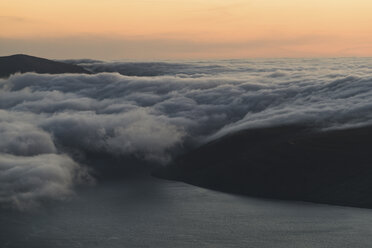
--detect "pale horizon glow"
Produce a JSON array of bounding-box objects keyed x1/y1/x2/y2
[{"x1": 1, "y1": 0, "x2": 372, "y2": 59}]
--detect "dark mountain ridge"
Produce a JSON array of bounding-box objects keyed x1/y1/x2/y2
[
  {"x1": 0, "y1": 54, "x2": 90, "y2": 78},
  {"x1": 155, "y1": 125, "x2": 372, "y2": 208}
]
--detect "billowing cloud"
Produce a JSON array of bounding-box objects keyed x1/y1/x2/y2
[
  {"x1": 0, "y1": 153, "x2": 89, "y2": 210},
  {"x1": 0, "y1": 57, "x2": 371, "y2": 208},
  {"x1": 0, "y1": 121, "x2": 56, "y2": 156}
]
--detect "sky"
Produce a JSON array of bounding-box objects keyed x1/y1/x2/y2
[{"x1": 1, "y1": 0, "x2": 372, "y2": 59}]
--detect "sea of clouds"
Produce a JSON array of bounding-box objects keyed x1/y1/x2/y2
[{"x1": 1, "y1": 57, "x2": 371, "y2": 208}]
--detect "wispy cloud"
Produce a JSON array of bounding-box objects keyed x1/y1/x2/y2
[
  {"x1": 1, "y1": 34, "x2": 369, "y2": 59},
  {"x1": 0, "y1": 15, "x2": 39, "y2": 23}
]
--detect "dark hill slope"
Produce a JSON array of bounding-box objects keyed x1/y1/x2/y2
[
  {"x1": 0, "y1": 54, "x2": 90, "y2": 78},
  {"x1": 155, "y1": 125, "x2": 372, "y2": 208}
]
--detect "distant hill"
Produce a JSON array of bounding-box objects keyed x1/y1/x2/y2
[
  {"x1": 0, "y1": 54, "x2": 90, "y2": 78},
  {"x1": 155, "y1": 125, "x2": 372, "y2": 208}
]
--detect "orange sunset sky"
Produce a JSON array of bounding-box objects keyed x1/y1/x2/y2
[{"x1": 1, "y1": 0, "x2": 371, "y2": 59}]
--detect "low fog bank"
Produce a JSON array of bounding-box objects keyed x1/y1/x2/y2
[{"x1": 0, "y1": 57, "x2": 371, "y2": 208}]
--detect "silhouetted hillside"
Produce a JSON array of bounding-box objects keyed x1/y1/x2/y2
[
  {"x1": 0, "y1": 54, "x2": 90, "y2": 78},
  {"x1": 155, "y1": 125, "x2": 372, "y2": 208}
]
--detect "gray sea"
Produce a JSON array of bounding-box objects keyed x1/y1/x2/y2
[{"x1": 1, "y1": 176, "x2": 372, "y2": 248}]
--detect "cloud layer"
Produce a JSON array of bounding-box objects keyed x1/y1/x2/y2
[
  {"x1": 0, "y1": 57, "x2": 371, "y2": 208},
  {"x1": 0, "y1": 153, "x2": 88, "y2": 210}
]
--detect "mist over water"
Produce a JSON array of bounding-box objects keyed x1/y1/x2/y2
[{"x1": 0, "y1": 57, "x2": 372, "y2": 207}]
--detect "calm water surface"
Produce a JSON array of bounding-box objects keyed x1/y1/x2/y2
[{"x1": 1, "y1": 177, "x2": 372, "y2": 248}]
